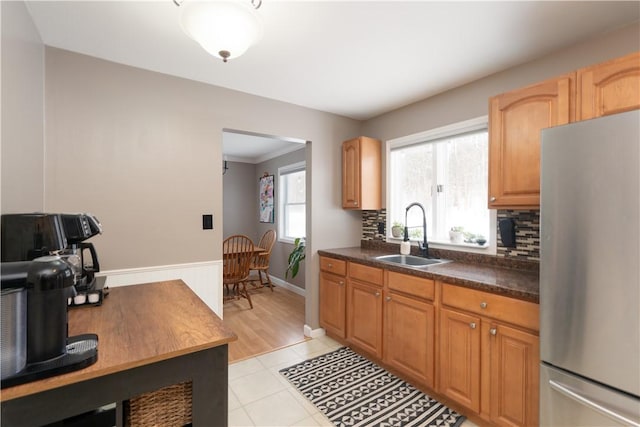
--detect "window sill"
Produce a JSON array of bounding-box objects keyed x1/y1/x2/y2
[{"x1": 387, "y1": 237, "x2": 495, "y2": 255}]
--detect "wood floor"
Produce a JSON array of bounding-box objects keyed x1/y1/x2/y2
[{"x1": 223, "y1": 283, "x2": 306, "y2": 363}]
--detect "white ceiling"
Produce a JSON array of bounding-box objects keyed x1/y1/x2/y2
[{"x1": 24, "y1": 1, "x2": 640, "y2": 159}]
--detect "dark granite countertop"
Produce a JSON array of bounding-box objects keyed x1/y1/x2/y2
[{"x1": 318, "y1": 245, "x2": 539, "y2": 303}]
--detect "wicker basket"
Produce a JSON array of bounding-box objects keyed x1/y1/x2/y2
[{"x1": 124, "y1": 381, "x2": 192, "y2": 427}]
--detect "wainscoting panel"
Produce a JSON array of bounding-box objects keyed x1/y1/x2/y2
[{"x1": 99, "y1": 261, "x2": 223, "y2": 317}]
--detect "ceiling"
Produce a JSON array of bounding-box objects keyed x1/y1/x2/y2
[{"x1": 24, "y1": 1, "x2": 640, "y2": 159}]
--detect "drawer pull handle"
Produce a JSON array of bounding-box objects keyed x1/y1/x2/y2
[
  {"x1": 469, "y1": 322, "x2": 477, "y2": 329},
  {"x1": 490, "y1": 328, "x2": 497, "y2": 336},
  {"x1": 480, "y1": 302, "x2": 487, "y2": 309}
]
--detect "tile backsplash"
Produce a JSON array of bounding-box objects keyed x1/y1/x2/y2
[{"x1": 361, "y1": 208, "x2": 540, "y2": 262}]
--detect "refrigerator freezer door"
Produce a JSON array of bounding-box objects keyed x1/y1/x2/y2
[
  {"x1": 540, "y1": 110, "x2": 640, "y2": 398},
  {"x1": 541, "y1": 364, "x2": 640, "y2": 427}
]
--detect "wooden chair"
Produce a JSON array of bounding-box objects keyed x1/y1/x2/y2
[
  {"x1": 250, "y1": 229, "x2": 276, "y2": 291},
  {"x1": 223, "y1": 235, "x2": 254, "y2": 309}
]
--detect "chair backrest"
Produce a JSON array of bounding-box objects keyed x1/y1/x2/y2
[
  {"x1": 223, "y1": 235, "x2": 254, "y2": 283},
  {"x1": 254, "y1": 229, "x2": 276, "y2": 269}
]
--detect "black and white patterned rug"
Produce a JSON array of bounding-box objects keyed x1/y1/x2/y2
[{"x1": 279, "y1": 347, "x2": 466, "y2": 427}]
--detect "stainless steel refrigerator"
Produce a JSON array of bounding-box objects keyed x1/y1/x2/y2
[{"x1": 540, "y1": 109, "x2": 640, "y2": 426}]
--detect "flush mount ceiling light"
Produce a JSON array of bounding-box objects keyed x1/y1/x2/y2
[{"x1": 177, "y1": 0, "x2": 263, "y2": 63}]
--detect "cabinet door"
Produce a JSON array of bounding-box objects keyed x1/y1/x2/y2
[
  {"x1": 347, "y1": 280, "x2": 383, "y2": 357},
  {"x1": 319, "y1": 272, "x2": 346, "y2": 338},
  {"x1": 489, "y1": 323, "x2": 540, "y2": 427},
  {"x1": 489, "y1": 74, "x2": 575, "y2": 208},
  {"x1": 342, "y1": 138, "x2": 361, "y2": 209},
  {"x1": 578, "y1": 51, "x2": 640, "y2": 120},
  {"x1": 439, "y1": 308, "x2": 481, "y2": 412},
  {"x1": 384, "y1": 292, "x2": 435, "y2": 388}
]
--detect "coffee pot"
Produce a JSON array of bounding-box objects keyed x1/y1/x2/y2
[{"x1": 61, "y1": 242, "x2": 100, "y2": 291}]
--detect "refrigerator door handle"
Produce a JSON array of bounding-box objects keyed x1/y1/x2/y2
[{"x1": 549, "y1": 379, "x2": 640, "y2": 427}]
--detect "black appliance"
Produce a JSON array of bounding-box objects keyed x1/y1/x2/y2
[
  {"x1": 0, "y1": 257, "x2": 98, "y2": 388},
  {"x1": 2, "y1": 212, "x2": 103, "y2": 294}
]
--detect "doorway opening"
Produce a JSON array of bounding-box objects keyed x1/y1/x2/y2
[{"x1": 221, "y1": 129, "x2": 309, "y2": 362}]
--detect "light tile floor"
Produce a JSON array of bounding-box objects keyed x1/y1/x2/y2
[{"x1": 228, "y1": 335, "x2": 478, "y2": 427}]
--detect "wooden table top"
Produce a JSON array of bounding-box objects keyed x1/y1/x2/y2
[{"x1": 1, "y1": 280, "x2": 237, "y2": 402}]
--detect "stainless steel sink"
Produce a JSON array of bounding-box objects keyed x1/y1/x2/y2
[{"x1": 374, "y1": 254, "x2": 450, "y2": 267}]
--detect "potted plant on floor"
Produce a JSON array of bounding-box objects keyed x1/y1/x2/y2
[{"x1": 286, "y1": 238, "x2": 305, "y2": 279}]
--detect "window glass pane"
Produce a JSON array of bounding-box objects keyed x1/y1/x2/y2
[
  {"x1": 285, "y1": 204, "x2": 305, "y2": 238},
  {"x1": 389, "y1": 124, "x2": 489, "y2": 246},
  {"x1": 443, "y1": 132, "x2": 489, "y2": 241},
  {"x1": 390, "y1": 144, "x2": 433, "y2": 238},
  {"x1": 285, "y1": 171, "x2": 305, "y2": 203}
]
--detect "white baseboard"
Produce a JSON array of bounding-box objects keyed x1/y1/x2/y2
[
  {"x1": 98, "y1": 261, "x2": 223, "y2": 318},
  {"x1": 269, "y1": 275, "x2": 305, "y2": 297},
  {"x1": 304, "y1": 325, "x2": 325, "y2": 338}
]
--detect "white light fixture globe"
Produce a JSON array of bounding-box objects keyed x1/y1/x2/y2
[{"x1": 180, "y1": 1, "x2": 263, "y2": 62}]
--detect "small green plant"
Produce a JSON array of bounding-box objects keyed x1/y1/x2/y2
[
  {"x1": 392, "y1": 221, "x2": 404, "y2": 228},
  {"x1": 286, "y1": 238, "x2": 306, "y2": 279},
  {"x1": 450, "y1": 226, "x2": 464, "y2": 232}
]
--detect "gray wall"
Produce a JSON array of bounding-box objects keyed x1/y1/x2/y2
[
  {"x1": 223, "y1": 161, "x2": 258, "y2": 239},
  {"x1": 255, "y1": 147, "x2": 307, "y2": 290},
  {"x1": 1, "y1": 1, "x2": 44, "y2": 212}
]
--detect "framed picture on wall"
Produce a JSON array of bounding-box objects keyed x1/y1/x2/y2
[{"x1": 259, "y1": 174, "x2": 274, "y2": 223}]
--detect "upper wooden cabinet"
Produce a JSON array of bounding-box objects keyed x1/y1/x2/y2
[
  {"x1": 342, "y1": 136, "x2": 381, "y2": 210},
  {"x1": 488, "y1": 74, "x2": 575, "y2": 209},
  {"x1": 577, "y1": 51, "x2": 640, "y2": 120}
]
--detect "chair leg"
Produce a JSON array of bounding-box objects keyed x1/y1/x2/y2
[
  {"x1": 264, "y1": 269, "x2": 274, "y2": 291},
  {"x1": 240, "y1": 282, "x2": 253, "y2": 309}
]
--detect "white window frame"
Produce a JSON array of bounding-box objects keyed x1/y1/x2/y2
[
  {"x1": 386, "y1": 116, "x2": 497, "y2": 255},
  {"x1": 277, "y1": 161, "x2": 306, "y2": 244}
]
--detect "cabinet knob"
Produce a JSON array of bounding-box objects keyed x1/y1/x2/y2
[
  {"x1": 385, "y1": 296, "x2": 391, "y2": 302},
  {"x1": 375, "y1": 291, "x2": 381, "y2": 297},
  {"x1": 339, "y1": 281, "x2": 344, "y2": 286},
  {"x1": 469, "y1": 322, "x2": 477, "y2": 329},
  {"x1": 490, "y1": 196, "x2": 496, "y2": 202},
  {"x1": 490, "y1": 328, "x2": 497, "y2": 336},
  {"x1": 328, "y1": 263, "x2": 332, "y2": 268},
  {"x1": 480, "y1": 302, "x2": 487, "y2": 309}
]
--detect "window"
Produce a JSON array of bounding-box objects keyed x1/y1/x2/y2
[
  {"x1": 278, "y1": 161, "x2": 306, "y2": 243},
  {"x1": 387, "y1": 117, "x2": 494, "y2": 251}
]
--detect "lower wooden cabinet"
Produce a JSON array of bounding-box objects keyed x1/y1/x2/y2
[
  {"x1": 439, "y1": 284, "x2": 540, "y2": 427},
  {"x1": 489, "y1": 323, "x2": 539, "y2": 427},
  {"x1": 383, "y1": 292, "x2": 435, "y2": 389},
  {"x1": 346, "y1": 279, "x2": 383, "y2": 357},
  {"x1": 439, "y1": 307, "x2": 482, "y2": 412},
  {"x1": 319, "y1": 271, "x2": 346, "y2": 338}
]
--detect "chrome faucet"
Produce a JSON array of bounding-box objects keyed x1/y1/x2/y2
[{"x1": 404, "y1": 202, "x2": 429, "y2": 258}]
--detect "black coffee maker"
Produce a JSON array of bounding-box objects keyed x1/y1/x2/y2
[
  {"x1": 2, "y1": 213, "x2": 103, "y2": 292},
  {"x1": 0, "y1": 214, "x2": 99, "y2": 387},
  {"x1": 59, "y1": 213, "x2": 102, "y2": 291}
]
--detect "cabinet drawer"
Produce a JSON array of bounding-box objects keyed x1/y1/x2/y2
[
  {"x1": 349, "y1": 262, "x2": 383, "y2": 286},
  {"x1": 320, "y1": 256, "x2": 346, "y2": 276},
  {"x1": 441, "y1": 284, "x2": 539, "y2": 332},
  {"x1": 387, "y1": 271, "x2": 435, "y2": 301}
]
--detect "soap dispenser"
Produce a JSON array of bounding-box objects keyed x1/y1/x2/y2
[{"x1": 400, "y1": 227, "x2": 411, "y2": 255}]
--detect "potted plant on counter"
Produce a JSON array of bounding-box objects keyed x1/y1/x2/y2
[
  {"x1": 449, "y1": 226, "x2": 465, "y2": 243},
  {"x1": 286, "y1": 238, "x2": 305, "y2": 279},
  {"x1": 391, "y1": 221, "x2": 404, "y2": 238}
]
